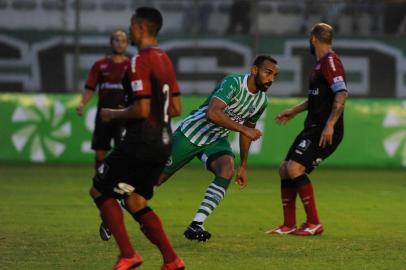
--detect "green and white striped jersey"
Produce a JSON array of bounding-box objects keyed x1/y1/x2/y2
[{"x1": 179, "y1": 74, "x2": 268, "y2": 146}]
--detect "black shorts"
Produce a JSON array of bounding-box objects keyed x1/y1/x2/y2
[
  {"x1": 93, "y1": 142, "x2": 167, "y2": 200},
  {"x1": 91, "y1": 116, "x2": 124, "y2": 151},
  {"x1": 285, "y1": 127, "x2": 343, "y2": 174}
]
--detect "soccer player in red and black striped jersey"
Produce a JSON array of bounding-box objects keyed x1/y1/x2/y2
[
  {"x1": 76, "y1": 30, "x2": 130, "y2": 171},
  {"x1": 267, "y1": 23, "x2": 348, "y2": 236},
  {"x1": 89, "y1": 7, "x2": 184, "y2": 270}
]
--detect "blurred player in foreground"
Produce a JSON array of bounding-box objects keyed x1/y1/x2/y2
[
  {"x1": 89, "y1": 7, "x2": 184, "y2": 270},
  {"x1": 267, "y1": 23, "x2": 348, "y2": 236}
]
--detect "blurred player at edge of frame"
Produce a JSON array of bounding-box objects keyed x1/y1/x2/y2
[{"x1": 89, "y1": 7, "x2": 184, "y2": 270}]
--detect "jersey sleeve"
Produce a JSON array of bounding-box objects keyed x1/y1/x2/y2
[
  {"x1": 130, "y1": 55, "x2": 151, "y2": 99},
  {"x1": 212, "y1": 76, "x2": 239, "y2": 105},
  {"x1": 322, "y1": 55, "x2": 348, "y2": 93},
  {"x1": 246, "y1": 101, "x2": 267, "y2": 125},
  {"x1": 165, "y1": 55, "x2": 181, "y2": 97},
  {"x1": 85, "y1": 61, "x2": 100, "y2": 91}
]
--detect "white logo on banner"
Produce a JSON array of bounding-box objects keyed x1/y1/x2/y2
[
  {"x1": 383, "y1": 101, "x2": 406, "y2": 166},
  {"x1": 11, "y1": 95, "x2": 71, "y2": 162}
]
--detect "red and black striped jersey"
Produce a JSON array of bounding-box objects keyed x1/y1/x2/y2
[
  {"x1": 306, "y1": 52, "x2": 347, "y2": 132},
  {"x1": 125, "y1": 47, "x2": 180, "y2": 154},
  {"x1": 85, "y1": 57, "x2": 130, "y2": 109}
]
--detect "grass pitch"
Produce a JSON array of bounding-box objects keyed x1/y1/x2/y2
[{"x1": 0, "y1": 164, "x2": 405, "y2": 270}]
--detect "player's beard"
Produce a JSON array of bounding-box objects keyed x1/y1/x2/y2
[
  {"x1": 309, "y1": 40, "x2": 316, "y2": 56},
  {"x1": 255, "y1": 75, "x2": 271, "y2": 92}
]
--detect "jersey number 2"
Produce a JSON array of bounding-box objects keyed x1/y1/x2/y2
[{"x1": 162, "y1": 84, "x2": 170, "y2": 123}]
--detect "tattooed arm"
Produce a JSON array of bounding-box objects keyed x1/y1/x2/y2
[{"x1": 319, "y1": 91, "x2": 348, "y2": 148}]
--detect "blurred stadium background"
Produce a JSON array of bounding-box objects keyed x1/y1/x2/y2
[{"x1": 0, "y1": 1, "x2": 406, "y2": 269}]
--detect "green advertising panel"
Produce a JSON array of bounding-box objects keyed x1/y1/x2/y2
[{"x1": 0, "y1": 94, "x2": 405, "y2": 168}]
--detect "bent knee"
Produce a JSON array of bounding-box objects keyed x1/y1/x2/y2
[
  {"x1": 210, "y1": 155, "x2": 235, "y2": 180},
  {"x1": 286, "y1": 161, "x2": 306, "y2": 179},
  {"x1": 218, "y1": 165, "x2": 235, "y2": 180},
  {"x1": 125, "y1": 193, "x2": 148, "y2": 213}
]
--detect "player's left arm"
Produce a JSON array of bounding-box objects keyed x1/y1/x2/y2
[
  {"x1": 235, "y1": 103, "x2": 266, "y2": 188},
  {"x1": 235, "y1": 121, "x2": 256, "y2": 189},
  {"x1": 319, "y1": 56, "x2": 348, "y2": 147},
  {"x1": 319, "y1": 91, "x2": 348, "y2": 147}
]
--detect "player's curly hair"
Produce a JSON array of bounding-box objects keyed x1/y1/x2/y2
[{"x1": 133, "y1": 7, "x2": 163, "y2": 36}]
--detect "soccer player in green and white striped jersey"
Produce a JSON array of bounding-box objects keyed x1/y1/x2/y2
[{"x1": 158, "y1": 55, "x2": 279, "y2": 241}]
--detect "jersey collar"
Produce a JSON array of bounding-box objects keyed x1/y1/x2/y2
[{"x1": 244, "y1": 73, "x2": 259, "y2": 96}]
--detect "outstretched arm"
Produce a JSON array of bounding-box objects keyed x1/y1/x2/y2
[
  {"x1": 275, "y1": 99, "x2": 308, "y2": 125},
  {"x1": 206, "y1": 97, "x2": 262, "y2": 141},
  {"x1": 319, "y1": 91, "x2": 348, "y2": 147}
]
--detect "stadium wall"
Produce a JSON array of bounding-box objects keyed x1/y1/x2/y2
[
  {"x1": 1, "y1": 32, "x2": 406, "y2": 98},
  {"x1": 1, "y1": 93, "x2": 405, "y2": 168}
]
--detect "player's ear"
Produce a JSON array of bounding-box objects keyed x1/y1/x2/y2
[
  {"x1": 140, "y1": 21, "x2": 149, "y2": 35},
  {"x1": 251, "y1": 65, "x2": 258, "y2": 76},
  {"x1": 310, "y1": 36, "x2": 317, "y2": 45}
]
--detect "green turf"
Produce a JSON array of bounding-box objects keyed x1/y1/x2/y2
[{"x1": 0, "y1": 164, "x2": 405, "y2": 270}]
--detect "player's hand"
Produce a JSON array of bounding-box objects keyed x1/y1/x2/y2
[
  {"x1": 275, "y1": 110, "x2": 295, "y2": 125},
  {"x1": 76, "y1": 102, "x2": 84, "y2": 116},
  {"x1": 100, "y1": 108, "x2": 114, "y2": 122},
  {"x1": 319, "y1": 124, "x2": 334, "y2": 148},
  {"x1": 235, "y1": 166, "x2": 248, "y2": 189},
  {"x1": 242, "y1": 127, "x2": 262, "y2": 141}
]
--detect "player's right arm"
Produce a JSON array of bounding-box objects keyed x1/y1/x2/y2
[
  {"x1": 77, "y1": 61, "x2": 99, "y2": 116},
  {"x1": 275, "y1": 99, "x2": 308, "y2": 125},
  {"x1": 76, "y1": 89, "x2": 95, "y2": 116},
  {"x1": 101, "y1": 99, "x2": 150, "y2": 122},
  {"x1": 206, "y1": 97, "x2": 262, "y2": 141}
]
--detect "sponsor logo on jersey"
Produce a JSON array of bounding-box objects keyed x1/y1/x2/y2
[
  {"x1": 100, "y1": 64, "x2": 108, "y2": 69},
  {"x1": 249, "y1": 105, "x2": 256, "y2": 114},
  {"x1": 100, "y1": 82, "x2": 124, "y2": 90},
  {"x1": 227, "y1": 86, "x2": 235, "y2": 99},
  {"x1": 225, "y1": 108, "x2": 244, "y2": 122},
  {"x1": 131, "y1": 80, "x2": 143, "y2": 92}
]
